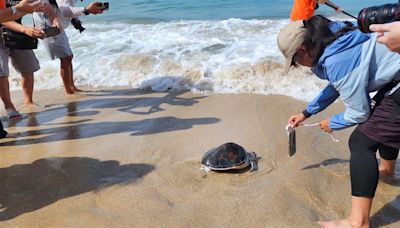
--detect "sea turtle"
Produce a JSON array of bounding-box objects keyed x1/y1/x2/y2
[{"x1": 201, "y1": 142, "x2": 258, "y2": 172}]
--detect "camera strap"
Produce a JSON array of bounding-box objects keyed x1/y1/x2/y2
[
  {"x1": 372, "y1": 79, "x2": 400, "y2": 121},
  {"x1": 371, "y1": 79, "x2": 399, "y2": 108}
]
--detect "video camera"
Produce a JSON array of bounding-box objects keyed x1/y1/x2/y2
[{"x1": 358, "y1": 0, "x2": 400, "y2": 33}]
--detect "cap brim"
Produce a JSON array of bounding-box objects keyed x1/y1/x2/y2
[{"x1": 283, "y1": 55, "x2": 294, "y2": 74}]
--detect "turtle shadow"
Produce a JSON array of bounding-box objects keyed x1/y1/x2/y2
[{"x1": 0, "y1": 157, "x2": 155, "y2": 221}]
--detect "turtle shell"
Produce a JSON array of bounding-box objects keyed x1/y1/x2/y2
[{"x1": 201, "y1": 142, "x2": 248, "y2": 170}]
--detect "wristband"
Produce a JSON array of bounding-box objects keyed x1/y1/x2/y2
[
  {"x1": 83, "y1": 8, "x2": 90, "y2": 15},
  {"x1": 302, "y1": 109, "x2": 312, "y2": 118},
  {"x1": 11, "y1": 6, "x2": 18, "y2": 14}
]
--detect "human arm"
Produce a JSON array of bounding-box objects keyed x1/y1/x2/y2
[
  {"x1": 40, "y1": 0, "x2": 60, "y2": 28},
  {"x1": 0, "y1": 0, "x2": 47, "y2": 22},
  {"x1": 369, "y1": 22, "x2": 400, "y2": 53},
  {"x1": 57, "y1": 0, "x2": 103, "y2": 18},
  {"x1": 1, "y1": 21, "x2": 44, "y2": 38},
  {"x1": 304, "y1": 84, "x2": 340, "y2": 117},
  {"x1": 287, "y1": 84, "x2": 339, "y2": 127},
  {"x1": 328, "y1": 82, "x2": 371, "y2": 131}
]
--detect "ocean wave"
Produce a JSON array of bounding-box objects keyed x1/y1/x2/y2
[{"x1": 8, "y1": 18, "x2": 327, "y2": 101}]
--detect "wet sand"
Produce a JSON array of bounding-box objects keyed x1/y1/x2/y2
[{"x1": 0, "y1": 88, "x2": 399, "y2": 227}]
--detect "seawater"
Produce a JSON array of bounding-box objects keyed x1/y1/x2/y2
[{"x1": 12, "y1": 0, "x2": 391, "y2": 101}]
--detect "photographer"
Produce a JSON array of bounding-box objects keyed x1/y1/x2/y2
[
  {"x1": 369, "y1": 22, "x2": 400, "y2": 53},
  {"x1": 0, "y1": 0, "x2": 51, "y2": 139},
  {"x1": 0, "y1": 0, "x2": 60, "y2": 121},
  {"x1": 278, "y1": 15, "x2": 399, "y2": 227},
  {"x1": 33, "y1": 0, "x2": 104, "y2": 94}
]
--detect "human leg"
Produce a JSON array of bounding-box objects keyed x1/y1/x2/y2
[
  {"x1": 41, "y1": 32, "x2": 77, "y2": 94},
  {"x1": 10, "y1": 49, "x2": 40, "y2": 106},
  {"x1": 347, "y1": 129, "x2": 379, "y2": 227},
  {"x1": 319, "y1": 128, "x2": 379, "y2": 228},
  {"x1": 21, "y1": 72, "x2": 34, "y2": 105},
  {"x1": 0, "y1": 44, "x2": 17, "y2": 113},
  {"x1": 0, "y1": 76, "x2": 17, "y2": 112},
  {"x1": 60, "y1": 55, "x2": 75, "y2": 94},
  {"x1": 378, "y1": 144, "x2": 399, "y2": 177}
]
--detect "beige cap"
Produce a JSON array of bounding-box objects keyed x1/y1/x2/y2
[{"x1": 277, "y1": 20, "x2": 306, "y2": 74}]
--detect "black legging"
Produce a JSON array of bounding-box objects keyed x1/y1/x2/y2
[
  {"x1": 349, "y1": 128, "x2": 399, "y2": 198},
  {"x1": 0, "y1": 121, "x2": 7, "y2": 139}
]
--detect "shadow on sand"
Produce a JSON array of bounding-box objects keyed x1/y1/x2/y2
[
  {"x1": 0, "y1": 116, "x2": 219, "y2": 146},
  {"x1": 301, "y1": 158, "x2": 349, "y2": 170},
  {"x1": 0, "y1": 90, "x2": 219, "y2": 146},
  {"x1": 0, "y1": 157, "x2": 155, "y2": 221}
]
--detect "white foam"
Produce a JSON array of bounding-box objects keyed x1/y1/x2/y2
[{"x1": 8, "y1": 19, "x2": 327, "y2": 101}]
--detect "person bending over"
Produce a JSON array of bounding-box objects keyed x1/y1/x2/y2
[{"x1": 278, "y1": 15, "x2": 400, "y2": 228}]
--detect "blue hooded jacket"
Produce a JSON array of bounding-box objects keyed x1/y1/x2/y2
[{"x1": 305, "y1": 21, "x2": 400, "y2": 130}]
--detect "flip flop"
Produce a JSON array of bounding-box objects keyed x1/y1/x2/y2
[{"x1": 6, "y1": 111, "x2": 26, "y2": 120}]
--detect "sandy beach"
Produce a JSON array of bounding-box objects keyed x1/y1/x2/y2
[{"x1": 0, "y1": 88, "x2": 399, "y2": 227}]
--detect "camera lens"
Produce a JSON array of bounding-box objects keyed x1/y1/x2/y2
[{"x1": 358, "y1": 3, "x2": 400, "y2": 33}]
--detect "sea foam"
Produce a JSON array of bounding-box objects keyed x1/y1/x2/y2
[{"x1": 9, "y1": 19, "x2": 327, "y2": 101}]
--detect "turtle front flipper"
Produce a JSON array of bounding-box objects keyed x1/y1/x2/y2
[{"x1": 248, "y1": 152, "x2": 258, "y2": 172}]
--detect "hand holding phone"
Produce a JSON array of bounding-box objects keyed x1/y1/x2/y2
[
  {"x1": 87, "y1": 2, "x2": 108, "y2": 14},
  {"x1": 96, "y1": 2, "x2": 109, "y2": 10}
]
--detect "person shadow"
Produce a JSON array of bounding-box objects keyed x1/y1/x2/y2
[
  {"x1": 0, "y1": 116, "x2": 220, "y2": 146},
  {"x1": 5, "y1": 91, "x2": 206, "y2": 129},
  {"x1": 0, "y1": 157, "x2": 155, "y2": 221}
]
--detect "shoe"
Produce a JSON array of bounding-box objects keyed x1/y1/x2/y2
[{"x1": 6, "y1": 111, "x2": 26, "y2": 120}]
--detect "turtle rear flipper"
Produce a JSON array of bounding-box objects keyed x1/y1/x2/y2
[{"x1": 248, "y1": 152, "x2": 258, "y2": 172}]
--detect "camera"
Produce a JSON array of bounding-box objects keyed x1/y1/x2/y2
[
  {"x1": 44, "y1": 27, "x2": 60, "y2": 37},
  {"x1": 71, "y1": 18, "x2": 86, "y2": 33},
  {"x1": 96, "y1": 2, "x2": 109, "y2": 10},
  {"x1": 358, "y1": 1, "x2": 400, "y2": 33}
]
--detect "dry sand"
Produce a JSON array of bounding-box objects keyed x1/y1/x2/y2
[{"x1": 0, "y1": 88, "x2": 399, "y2": 227}]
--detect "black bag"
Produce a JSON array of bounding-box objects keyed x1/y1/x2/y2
[{"x1": 1, "y1": 27, "x2": 38, "y2": 50}]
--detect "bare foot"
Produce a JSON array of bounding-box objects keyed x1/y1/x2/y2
[
  {"x1": 71, "y1": 87, "x2": 84, "y2": 93},
  {"x1": 65, "y1": 90, "x2": 75, "y2": 95},
  {"x1": 318, "y1": 219, "x2": 368, "y2": 228}
]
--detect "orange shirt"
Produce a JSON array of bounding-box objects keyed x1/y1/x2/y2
[
  {"x1": 290, "y1": 0, "x2": 317, "y2": 21},
  {"x1": 0, "y1": 0, "x2": 5, "y2": 9}
]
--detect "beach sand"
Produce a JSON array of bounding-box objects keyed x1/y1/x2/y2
[{"x1": 0, "y1": 88, "x2": 399, "y2": 227}]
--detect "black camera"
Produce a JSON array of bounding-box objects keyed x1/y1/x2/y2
[
  {"x1": 71, "y1": 18, "x2": 86, "y2": 33},
  {"x1": 44, "y1": 27, "x2": 60, "y2": 37},
  {"x1": 96, "y1": 2, "x2": 109, "y2": 10},
  {"x1": 358, "y1": 1, "x2": 400, "y2": 33}
]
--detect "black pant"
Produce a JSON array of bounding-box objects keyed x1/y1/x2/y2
[
  {"x1": 349, "y1": 128, "x2": 399, "y2": 198},
  {"x1": 0, "y1": 121, "x2": 7, "y2": 139}
]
